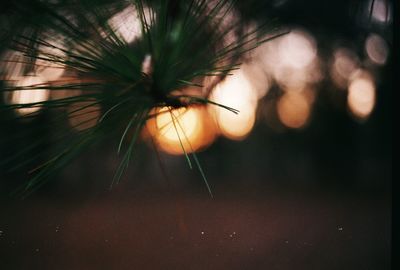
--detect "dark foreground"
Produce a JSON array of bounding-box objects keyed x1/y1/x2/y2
[{"x1": 0, "y1": 188, "x2": 391, "y2": 270}]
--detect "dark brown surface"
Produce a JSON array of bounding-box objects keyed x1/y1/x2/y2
[{"x1": 0, "y1": 190, "x2": 391, "y2": 270}]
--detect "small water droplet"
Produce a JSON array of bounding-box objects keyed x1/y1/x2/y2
[{"x1": 201, "y1": 231, "x2": 205, "y2": 235}]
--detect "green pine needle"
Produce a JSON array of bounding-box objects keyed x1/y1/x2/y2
[{"x1": 1, "y1": 0, "x2": 283, "y2": 196}]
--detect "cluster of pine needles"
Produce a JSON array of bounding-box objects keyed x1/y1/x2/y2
[{"x1": 0, "y1": 0, "x2": 282, "y2": 197}]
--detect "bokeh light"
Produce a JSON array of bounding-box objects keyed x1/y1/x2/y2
[
  {"x1": 369, "y1": 0, "x2": 392, "y2": 24},
  {"x1": 209, "y1": 69, "x2": 257, "y2": 140},
  {"x1": 241, "y1": 61, "x2": 271, "y2": 99},
  {"x1": 207, "y1": 0, "x2": 240, "y2": 48},
  {"x1": 274, "y1": 61, "x2": 322, "y2": 90},
  {"x1": 278, "y1": 29, "x2": 317, "y2": 70},
  {"x1": 347, "y1": 71, "x2": 376, "y2": 120},
  {"x1": 365, "y1": 34, "x2": 389, "y2": 66},
  {"x1": 107, "y1": 5, "x2": 151, "y2": 44},
  {"x1": 35, "y1": 40, "x2": 66, "y2": 81},
  {"x1": 257, "y1": 29, "x2": 320, "y2": 91},
  {"x1": 157, "y1": 107, "x2": 198, "y2": 142},
  {"x1": 141, "y1": 54, "x2": 153, "y2": 75},
  {"x1": 0, "y1": 51, "x2": 26, "y2": 79},
  {"x1": 277, "y1": 91, "x2": 311, "y2": 129},
  {"x1": 149, "y1": 106, "x2": 216, "y2": 155},
  {"x1": 9, "y1": 74, "x2": 49, "y2": 116},
  {"x1": 330, "y1": 47, "x2": 360, "y2": 89}
]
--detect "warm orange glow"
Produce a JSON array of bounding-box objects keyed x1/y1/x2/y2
[
  {"x1": 68, "y1": 102, "x2": 101, "y2": 131},
  {"x1": 347, "y1": 73, "x2": 376, "y2": 120},
  {"x1": 277, "y1": 91, "x2": 311, "y2": 129},
  {"x1": 157, "y1": 107, "x2": 198, "y2": 142},
  {"x1": 365, "y1": 34, "x2": 388, "y2": 65},
  {"x1": 209, "y1": 70, "x2": 257, "y2": 140},
  {"x1": 10, "y1": 74, "x2": 49, "y2": 116},
  {"x1": 149, "y1": 106, "x2": 216, "y2": 155}
]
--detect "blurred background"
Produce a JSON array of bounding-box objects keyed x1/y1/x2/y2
[{"x1": 0, "y1": 0, "x2": 392, "y2": 269}]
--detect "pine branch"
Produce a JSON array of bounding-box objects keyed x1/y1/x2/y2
[{"x1": 1, "y1": 0, "x2": 282, "y2": 196}]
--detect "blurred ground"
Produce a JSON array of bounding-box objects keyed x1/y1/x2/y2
[{"x1": 0, "y1": 189, "x2": 391, "y2": 270}]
